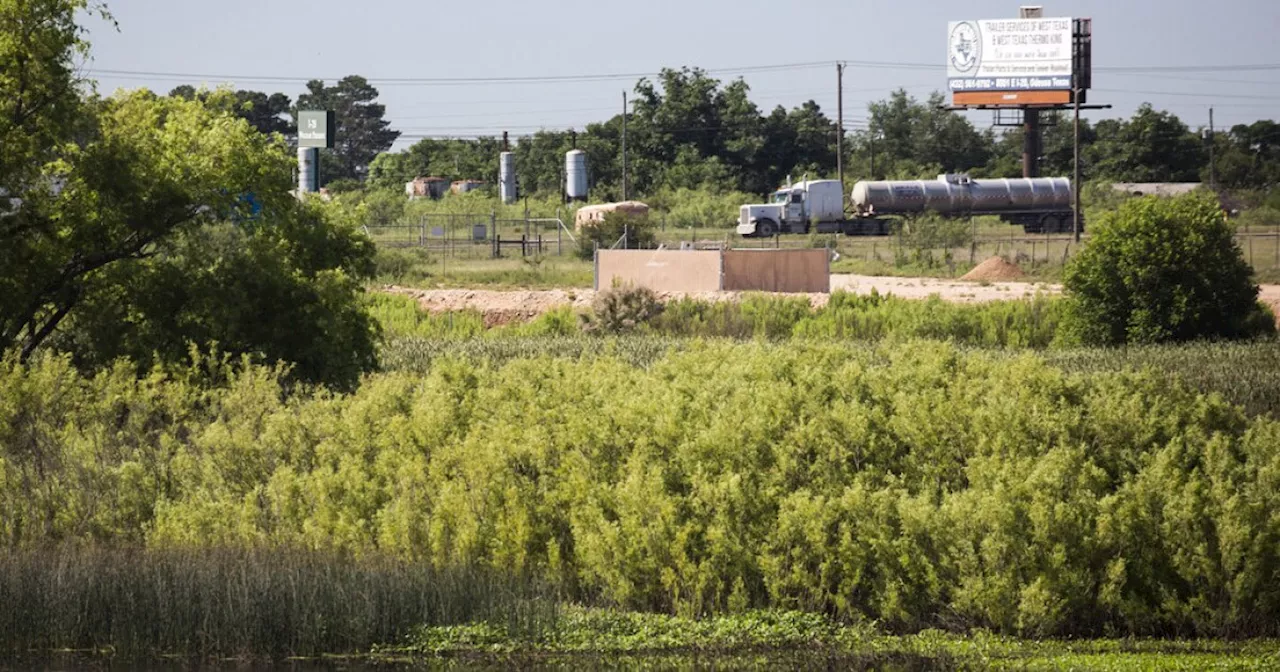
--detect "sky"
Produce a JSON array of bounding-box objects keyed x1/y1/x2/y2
[{"x1": 82, "y1": 0, "x2": 1280, "y2": 151}]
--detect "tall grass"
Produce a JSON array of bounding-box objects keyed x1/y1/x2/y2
[
  {"x1": 372, "y1": 290, "x2": 1067, "y2": 348},
  {"x1": 0, "y1": 546, "x2": 554, "y2": 660}
]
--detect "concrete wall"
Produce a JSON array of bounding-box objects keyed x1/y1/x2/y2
[
  {"x1": 595, "y1": 248, "x2": 830, "y2": 294},
  {"x1": 595, "y1": 250, "x2": 723, "y2": 292},
  {"x1": 722, "y1": 249, "x2": 830, "y2": 293}
]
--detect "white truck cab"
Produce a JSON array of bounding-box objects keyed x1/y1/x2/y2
[{"x1": 737, "y1": 179, "x2": 847, "y2": 237}]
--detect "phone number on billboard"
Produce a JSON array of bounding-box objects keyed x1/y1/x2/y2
[{"x1": 950, "y1": 77, "x2": 1072, "y2": 91}]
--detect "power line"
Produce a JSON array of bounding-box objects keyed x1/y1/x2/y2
[
  {"x1": 1094, "y1": 88, "x2": 1280, "y2": 101},
  {"x1": 84, "y1": 61, "x2": 1280, "y2": 87},
  {"x1": 84, "y1": 60, "x2": 835, "y2": 86}
]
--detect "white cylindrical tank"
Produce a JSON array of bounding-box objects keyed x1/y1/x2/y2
[
  {"x1": 297, "y1": 147, "x2": 319, "y2": 194},
  {"x1": 499, "y1": 152, "x2": 517, "y2": 204},
  {"x1": 851, "y1": 175, "x2": 1072, "y2": 216},
  {"x1": 566, "y1": 149, "x2": 588, "y2": 201}
]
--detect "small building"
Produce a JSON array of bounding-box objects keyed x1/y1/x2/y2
[
  {"x1": 451, "y1": 180, "x2": 487, "y2": 195},
  {"x1": 574, "y1": 201, "x2": 650, "y2": 232},
  {"x1": 406, "y1": 176, "x2": 450, "y2": 200}
]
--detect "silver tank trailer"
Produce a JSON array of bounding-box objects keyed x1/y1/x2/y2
[{"x1": 851, "y1": 175, "x2": 1073, "y2": 217}]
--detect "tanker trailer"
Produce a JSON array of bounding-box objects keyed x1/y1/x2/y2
[{"x1": 850, "y1": 174, "x2": 1081, "y2": 234}]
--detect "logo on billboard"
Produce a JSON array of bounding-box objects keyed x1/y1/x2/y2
[{"x1": 949, "y1": 22, "x2": 981, "y2": 73}]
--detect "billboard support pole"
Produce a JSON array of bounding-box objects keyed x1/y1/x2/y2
[{"x1": 1023, "y1": 109, "x2": 1041, "y2": 179}]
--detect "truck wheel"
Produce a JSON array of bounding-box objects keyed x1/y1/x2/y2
[{"x1": 756, "y1": 219, "x2": 777, "y2": 238}]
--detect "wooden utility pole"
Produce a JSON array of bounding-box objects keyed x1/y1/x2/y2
[
  {"x1": 837, "y1": 62, "x2": 845, "y2": 190},
  {"x1": 621, "y1": 91, "x2": 629, "y2": 201},
  {"x1": 1073, "y1": 87, "x2": 1082, "y2": 243},
  {"x1": 1209, "y1": 107, "x2": 1217, "y2": 191}
]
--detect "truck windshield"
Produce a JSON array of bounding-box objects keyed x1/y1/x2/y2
[{"x1": 771, "y1": 191, "x2": 789, "y2": 204}]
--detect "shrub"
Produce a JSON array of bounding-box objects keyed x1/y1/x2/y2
[
  {"x1": 1061, "y1": 193, "x2": 1272, "y2": 345},
  {"x1": 580, "y1": 283, "x2": 664, "y2": 334},
  {"x1": 575, "y1": 211, "x2": 657, "y2": 260}
]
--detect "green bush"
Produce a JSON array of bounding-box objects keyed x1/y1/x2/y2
[
  {"x1": 5, "y1": 342, "x2": 1280, "y2": 638},
  {"x1": 576, "y1": 211, "x2": 657, "y2": 260},
  {"x1": 1062, "y1": 193, "x2": 1273, "y2": 345}
]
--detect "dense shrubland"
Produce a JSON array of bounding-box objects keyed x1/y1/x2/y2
[{"x1": 4, "y1": 342, "x2": 1280, "y2": 639}]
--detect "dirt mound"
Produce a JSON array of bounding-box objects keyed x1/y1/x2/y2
[{"x1": 961, "y1": 257, "x2": 1026, "y2": 283}]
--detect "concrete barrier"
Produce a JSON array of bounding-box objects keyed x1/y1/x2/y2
[
  {"x1": 594, "y1": 248, "x2": 830, "y2": 293},
  {"x1": 722, "y1": 249, "x2": 830, "y2": 293},
  {"x1": 595, "y1": 250, "x2": 722, "y2": 292}
]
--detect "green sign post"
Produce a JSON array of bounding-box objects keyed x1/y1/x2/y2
[{"x1": 298, "y1": 110, "x2": 335, "y2": 149}]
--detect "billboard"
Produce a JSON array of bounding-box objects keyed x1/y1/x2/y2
[
  {"x1": 298, "y1": 110, "x2": 335, "y2": 149},
  {"x1": 948, "y1": 17, "x2": 1075, "y2": 95}
]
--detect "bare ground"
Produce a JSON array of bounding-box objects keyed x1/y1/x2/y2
[{"x1": 382, "y1": 277, "x2": 1280, "y2": 326}]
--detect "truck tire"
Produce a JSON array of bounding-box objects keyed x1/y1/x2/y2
[{"x1": 756, "y1": 218, "x2": 777, "y2": 238}]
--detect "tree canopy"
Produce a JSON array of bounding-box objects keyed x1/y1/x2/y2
[{"x1": 0, "y1": 0, "x2": 379, "y2": 389}]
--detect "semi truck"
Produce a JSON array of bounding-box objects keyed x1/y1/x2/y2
[
  {"x1": 737, "y1": 179, "x2": 889, "y2": 237},
  {"x1": 737, "y1": 174, "x2": 1080, "y2": 237}
]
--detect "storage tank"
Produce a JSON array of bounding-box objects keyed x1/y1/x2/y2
[
  {"x1": 851, "y1": 175, "x2": 1072, "y2": 216},
  {"x1": 297, "y1": 148, "x2": 319, "y2": 193},
  {"x1": 566, "y1": 149, "x2": 588, "y2": 201},
  {"x1": 499, "y1": 152, "x2": 516, "y2": 204}
]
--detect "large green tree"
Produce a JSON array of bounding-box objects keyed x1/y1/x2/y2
[
  {"x1": 0, "y1": 5, "x2": 379, "y2": 389},
  {"x1": 1210, "y1": 120, "x2": 1280, "y2": 191},
  {"x1": 860, "y1": 89, "x2": 991, "y2": 179},
  {"x1": 170, "y1": 85, "x2": 296, "y2": 138},
  {"x1": 1088, "y1": 104, "x2": 1204, "y2": 183},
  {"x1": 0, "y1": 0, "x2": 106, "y2": 215},
  {"x1": 0, "y1": 90, "x2": 298, "y2": 359},
  {"x1": 296, "y1": 76, "x2": 400, "y2": 184}
]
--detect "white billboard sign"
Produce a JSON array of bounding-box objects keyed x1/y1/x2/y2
[{"x1": 947, "y1": 17, "x2": 1074, "y2": 92}]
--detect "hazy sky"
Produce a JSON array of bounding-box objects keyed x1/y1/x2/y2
[{"x1": 83, "y1": 1, "x2": 1280, "y2": 150}]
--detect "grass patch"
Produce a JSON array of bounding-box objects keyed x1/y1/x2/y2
[
  {"x1": 380, "y1": 608, "x2": 1280, "y2": 670},
  {"x1": 375, "y1": 247, "x2": 593, "y2": 289},
  {"x1": 0, "y1": 546, "x2": 551, "y2": 661}
]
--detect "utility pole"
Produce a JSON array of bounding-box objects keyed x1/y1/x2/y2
[
  {"x1": 1073, "y1": 87, "x2": 1082, "y2": 243},
  {"x1": 1209, "y1": 107, "x2": 1217, "y2": 191},
  {"x1": 837, "y1": 62, "x2": 845, "y2": 190},
  {"x1": 621, "y1": 91, "x2": 629, "y2": 201},
  {"x1": 869, "y1": 130, "x2": 876, "y2": 180}
]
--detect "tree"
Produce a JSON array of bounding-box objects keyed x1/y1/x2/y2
[
  {"x1": 864, "y1": 90, "x2": 989, "y2": 178},
  {"x1": 0, "y1": 0, "x2": 108, "y2": 214},
  {"x1": 1210, "y1": 121, "x2": 1280, "y2": 191},
  {"x1": 170, "y1": 86, "x2": 296, "y2": 138},
  {"x1": 1088, "y1": 104, "x2": 1204, "y2": 183},
  {"x1": 1061, "y1": 192, "x2": 1271, "y2": 345},
  {"x1": 58, "y1": 203, "x2": 378, "y2": 391},
  {"x1": 295, "y1": 76, "x2": 400, "y2": 184},
  {"x1": 1, "y1": 86, "x2": 378, "y2": 388}
]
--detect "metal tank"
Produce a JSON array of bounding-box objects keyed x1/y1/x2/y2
[
  {"x1": 566, "y1": 150, "x2": 588, "y2": 201},
  {"x1": 297, "y1": 147, "x2": 319, "y2": 194},
  {"x1": 499, "y1": 152, "x2": 517, "y2": 204},
  {"x1": 851, "y1": 175, "x2": 1073, "y2": 216}
]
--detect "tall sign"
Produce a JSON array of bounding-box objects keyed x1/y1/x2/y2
[
  {"x1": 296, "y1": 110, "x2": 334, "y2": 194},
  {"x1": 947, "y1": 17, "x2": 1084, "y2": 107},
  {"x1": 298, "y1": 110, "x2": 336, "y2": 149}
]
